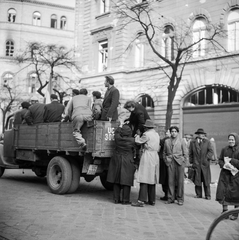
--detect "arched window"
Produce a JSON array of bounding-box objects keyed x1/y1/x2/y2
[
  {"x1": 135, "y1": 32, "x2": 144, "y2": 68},
  {"x1": 162, "y1": 25, "x2": 174, "y2": 61},
  {"x1": 8, "y1": 8, "x2": 16, "y2": 22},
  {"x1": 60, "y1": 16, "x2": 67, "y2": 30},
  {"x1": 50, "y1": 14, "x2": 57, "y2": 28},
  {"x1": 2, "y1": 73, "x2": 14, "y2": 87},
  {"x1": 184, "y1": 85, "x2": 239, "y2": 106},
  {"x1": 33, "y1": 12, "x2": 41, "y2": 26},
  {"x1": 137, "y1": 94, "x2": 155, "y2": 120},
  {"x1": 6, "y1": 40, "x2": 14, "y2": 56},
  {"x1": 192, "y1": 17, "x2": 207, "y2": 58},
  {"x1": 228, "y1": 9, "x2": 239, "y2": 52}
]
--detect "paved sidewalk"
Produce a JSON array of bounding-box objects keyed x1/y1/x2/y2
[{"x1": 0, "y1": 165, "x2": 238, "y2": 240}]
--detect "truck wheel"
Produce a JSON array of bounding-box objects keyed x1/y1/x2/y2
[
  {"x1": 0, "y1": 167, "x2": 5, "y2": 178},
  {"x1": 100, "y1": 171, "x2": 113, "y2": 191},
  {"x1": 47, "y1": 156, "x2": 72, "y2": 194},
  {"x1": 67, "y1": 159, "x2": 81, "y2": 194}
]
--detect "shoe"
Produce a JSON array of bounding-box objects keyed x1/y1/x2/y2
[
  {"x1": 122, "y1": 201, "x2": 131, "y2": 205},
  {"x1": 205, "y1": 196, "x2": 211, "y2": 200},
  {"x1": 145, "y1": 201, "x2": 155, "y2": 206},
  {"x1": 160, "y1": 196, "x2": 168, "y2": 201},
  {"x1": 194, "y1": 195, "x2": 202, "y2": 198},
  {"x1": 114, "y1": 200, "x2": 122, "y2": 204},
  {"x1": 178, "y1": 201, "x2": 183, "y2": 206},
  {"x1": 165, "y1": 200, "x2": 174, "y2": 204},
  {"x1": 229, "y1": 214, "x2": 238, "y2": 221},
  {"x1": 131, "y1": 201, "x2": 144, "y2": 207}
]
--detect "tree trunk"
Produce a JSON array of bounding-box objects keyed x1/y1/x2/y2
[{"x1": 165, "y1": 84, "x2": 176, "y2": 131}]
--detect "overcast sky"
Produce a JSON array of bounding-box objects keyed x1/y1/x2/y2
[{"x1": 39, "y1": 0, "x2": 75, "y2": 8}]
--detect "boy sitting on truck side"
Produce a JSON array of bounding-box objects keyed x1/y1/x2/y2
[{"x1": 66, "y1": 88, "x2": 92, "y2": 148}]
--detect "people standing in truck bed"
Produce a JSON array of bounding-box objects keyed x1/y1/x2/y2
[
  {"x1": 13, "y1": 101, "x2": 30, "y2": 125},
  {"x1": 43, "y1": 94, "x2": 64, "y2": 123},
  {"x1": 66, "y1": 88, "x2": 92, "y2": 147},
  {"x1": 24, "y1": 96, "x2": 45, "y2": 125},
  {"x1": 100, "y1": 75, "x2": 119, "y2": 122},
  {"x1": 92, "y1": 91, "x2": 103, "y2": 120}
]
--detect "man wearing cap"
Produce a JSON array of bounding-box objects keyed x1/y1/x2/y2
[
  {"x1": 43, "y1": 94, "x2": 64, "y2": 123},
  {"x1": 163, "y1": 126, "x2": 187, "y2": 206},
  {"x1": 24, "y1": 96, "x2": 45, "y2": 125},
  {"x1": 101, "y1": 75, "x2": 119, "y2": 122},
  {"x1": 189, "y1": 128, "x2": 214, "y2": 200},
  {"x1": 131, "y1": 119, "x2": 160, "y2": 207},
  {"x1": 92, "y1": 91, "x2": 102, "y2": 120}
]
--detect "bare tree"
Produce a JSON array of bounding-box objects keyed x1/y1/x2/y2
[
  {"x1": 112, "y1": 0, "x2": 226, "y2": 129},
  {"x1": 15, "y1": 42, "x2": 81, "y2": 102}
]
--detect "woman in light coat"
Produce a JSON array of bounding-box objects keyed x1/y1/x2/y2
[{"x1": 131, "y1": 119, "x2": 160, "y2": 207}]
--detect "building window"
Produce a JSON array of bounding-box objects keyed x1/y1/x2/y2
[
  {"x1": 60, "y1": 16, "x2": 67, "y2": 30},
  {"x1": 184, "y1": 85, "x2": 239, "y2": 106},
  {"x1": 8, "y1": 8, "x2": 16, "y2": 22},
  {"x1": 162, "y1": 25, "x2": 174, "y2": 61},
  {"x1": 137, "y1": 94, "x2": 154, "y2": 120},
  {"x1": 28, "y1": 73, "x2": 39, "y2": 94},
  {"x1": 50, "y1": 14, "x2": 57, "y2": 28},
  {"x1": 33, "y1": 12, "x2": 41, "y2": 26},
  {"x1": 100, "y1": 0, "x2": 109, "y2": 14},
  {"x1": 98, "y1": 40, "x2": 108, "y2": 72},
  {"x1": 135, "y1": 33, "x2": 144, "y2": 68},
  {"x1": 2, "y1": 73, "x2": 14, "y2": 87},
  {"x1": 192, "y1": 17, "x2": 207, "y2": 58},
  {"x1": 228, "y1": 9, "x2": 239, "y2": 52},
  {"x1": 6, "y1": 40, "x2": 14, "y2": 56}
]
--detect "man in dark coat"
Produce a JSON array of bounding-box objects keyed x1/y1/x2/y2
[
  {"x1": 43, "y1": 94, "x2": 64, "y2": 123},
  {"x1": 107, "y1": 124, "x2": 136, "y2": 204},
  {"x1": 101, "y1": 75, "x2": 119, "y2": 122},
  {"x1": 13, "y1": 101, "x2": 30, "y2": 125},
  {"x1": 124, "y1": 100, "x2": 150, "y2": 136},
  {"x1": 159, "y1": 129, "x2": 171, "y2": 201},
  {"x1": 189, "y1": 128, "x2": 214, "y2": 200},
  {"x1": 24, "y1": 96, "x2": 45, "y2": 125}
]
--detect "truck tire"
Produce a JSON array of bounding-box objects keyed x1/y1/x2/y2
[
  {"x1": 47, "y1": 156, "x2": 72, "y2": 194},
  {"x1": 0, "y1": 167, "x2": 5, "y2": 178},
  {"x1": 67, "y1": 159, "x2": 81, "y2": 194},
  {"x1": 100, "y1": 171, "x2": 113, "y2": 191}
]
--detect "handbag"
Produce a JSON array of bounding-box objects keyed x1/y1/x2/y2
[{"x1": 188, "y1": 166, "x2": 195, "y2": 182}]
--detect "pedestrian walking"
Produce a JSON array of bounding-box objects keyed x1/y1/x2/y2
[
  {"x1": 159, "y1": 129, "x2": 171, "y2": 201},
  {"x1": 189, "y1": 128, "x2": 214, "y2": 200},
  {"x1": 107, "y1": 124, "x2": 136, "y2": 205},
  {"x1": 216, "y1": 133, "x2": 239, "y2": 220},
  {"x1": 163, "y1": 126, "x2": 187, "y2": 206},
  {"x1": 131, "y1": 119, "x2": 160, "y2": 207}
]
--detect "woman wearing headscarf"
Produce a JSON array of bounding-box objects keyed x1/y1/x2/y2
[
  {"x1": 216, "y1": 133, "x2": 239, "y2": 220},
  {"x1": 107, "y1": 124, "x2": 136, "y2": 204}
]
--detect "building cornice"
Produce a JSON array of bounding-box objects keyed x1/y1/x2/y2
[
  {"x1": 90, "y1": 24, "x2": 113, "y2": 35},
  {"x1": 6, "y1": 0, "x2": 74, "y2": 10}
]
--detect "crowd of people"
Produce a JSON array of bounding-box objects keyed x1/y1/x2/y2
[{"x1": 12, "y1": 75, "x2": 239, "y2": 219}]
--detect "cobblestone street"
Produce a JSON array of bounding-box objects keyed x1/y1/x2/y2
[{"x1": 0, "y1": 165, "x2": 238, "y2": 240}]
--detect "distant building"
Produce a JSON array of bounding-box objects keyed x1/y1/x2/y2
[
  {"x1": 0, "y1": 0, "x2": 75, "y2": 132},
  {"x1": 75, "y1": 0, "x2": 239, "y2": 156}
]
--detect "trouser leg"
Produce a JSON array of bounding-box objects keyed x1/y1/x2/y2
[
  {"x1": 148, "y1": 184, "x2": 156, "y2": 203},
  {"x1": 168, "y1": 161, "x2": 176, "y2": 201},
  {"x1": 176, "y1": 163, "x2": 185, "y2": 202},
  {"x1": 162, "y1": 184, "x2": 168, "y2": 197},
  {"x1": 195, "y1": 185, "x2": 202, "y2": 197},
  {"x1": 138, "y1": 183, "x2": 148, "y2": 202},
  {"x1": 113, "y1": 183, "x2": 121, "y2": 201},
  {"x1": 122, "y1": 185, "x2": 131, "y2": 202},
  {"x1": 201, "y1": 170, "x2": 211, "y2": 197}
]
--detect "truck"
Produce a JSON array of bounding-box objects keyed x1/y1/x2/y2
[{"x1": 0, "y1": 115, "x2": 119, "y2": 194}]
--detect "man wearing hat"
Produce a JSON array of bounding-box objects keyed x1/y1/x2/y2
[
  {"x1": 189, "y1": 128, "x2": 214, "y2": 200},
  {"x1": 43, "y1": 94, "x2": 64, "y2": 123},
  {"x1": 131, "y1": 119, "x2": 160, "y2": 207}
]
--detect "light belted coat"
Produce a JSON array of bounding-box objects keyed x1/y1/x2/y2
[
  {"x1": 163, "y1": 136, "x2": 187, "y2": 167},
  {"x1": 135, "y1": 129, "x2": 160, "y2": 184}
]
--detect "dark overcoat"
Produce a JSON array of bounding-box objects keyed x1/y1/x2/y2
[
  {"x1": 216, "y1": 133, "x2": 239, "y2": 204},
  {"x1": 43, "y1": 101, "x2": 65, "y2": 123},
  {"x1": 107, "y1": 126, "x2": 136, "y2": 186},
  {"x1": 24, "y1": 103, "x2": 45, "y2": 125},
  {"x1": 101, "y1": 86, "x2": 119, "y2": 121},
  {"x1": 189, "y1": 138, "x2": 214, "y2": 186}
]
